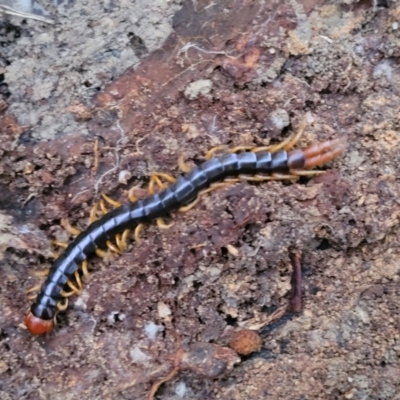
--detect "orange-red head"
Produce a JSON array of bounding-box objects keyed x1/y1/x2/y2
[{"x1": 25, "y1": 310, "x2": 54, "y2": 335}]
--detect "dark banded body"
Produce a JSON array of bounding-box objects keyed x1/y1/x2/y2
[{"x1": 29, "y1": 149, "x2": 304, "y2": 324}]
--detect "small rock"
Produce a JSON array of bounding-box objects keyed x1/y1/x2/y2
[{"x1": 229, "y1": 329, "x2": 262, "y2": 355}]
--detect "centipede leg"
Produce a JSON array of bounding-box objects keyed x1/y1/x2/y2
[
  {"x1": 53, "y1": 240, "x2": 68, "y2": 249},
  {"x1": 239, "y1": 173, "x2": 300, "y2": 182},
  {"x1": 57, "y1": 298, "x2": 69, "y2": 311},
  {"x1": 66, "y1": 279, "x2": 80, "y2": 294},
  {"x1": 74, "y1": 270, "x2": 83, "y2": 290},
  {"x1": 205, "y1": 145, "x2": 229, "y2": 160},
  {"x1": 178, "y1": 154, "x2": 191, "y2": 173},
  {"x1": 157, "y1": 218, "x2": 174, "y2": 229},
  {"x1": 290, "y1": 169, "x2": 326, "y2": 177},
  {"x1": 134, "y1": 223, "x2": 144, "y2": 243},
  {"x1": 81, "y1": 259, "x2": 90, "y2": 277},
  {"x1": 60, "y1": 288, "x2": 76, "y2": 297},
  {"x1": 268, "y1": 122, "x2": 306, "y2": 153},
  {"x1": 128, "y1": 186, "x2": 140, "y2": 202},
  {"x1": 106, "y1": 240, "x2": 122, "y2": 254},
  {"x1": 101, "y1": 193, "x2": 122, "y2": 208},
  {"x1": 95, "y1": 248, "x2": 108, "y2": 258},
  {"x1": 31, "y1": 268, "x2": 50, "y2": 277},
  {"x1": 90, "y1": 202, "x2": 99, "y2": 223},
  {"x1": 99, "y1": 198, "x2": 108, "y2": 215},
  {"x1": 26, "y1": 284, "x2": 42, "y2": 295},
  {"x1": 148, "y1": 172, "x2": 176, "y2": 195},
  {"x1": 178, "y1": 198, "x2": 200, "y2": 213},
  {"x1": 61, "y1": 218, "x2": 81, "y2": 236},
  {"x1": 116, "y1": 229, "x2": 130, "y2": 251},
  {"x1": 178, "y1": 182, "x2": 234, "y2": 213}
]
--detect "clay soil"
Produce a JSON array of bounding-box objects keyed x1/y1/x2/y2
[{"x1": 1, "y1": 1, "x2": 400, "y2": 399}]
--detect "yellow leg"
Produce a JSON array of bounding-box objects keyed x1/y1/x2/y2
[
  {"x1": 74, "y1": 270, "x2": 83, "y2": 290},
  {"x1": 66, "y1": 279, "x2": 80, "y2": 293},
  {"x1": 57, "y1": 298, "x2": 69, "y2": 311},
  {"x1": 154, "y1": 172, "x2": 177, "y2": 184},
  {"x1": 156, "y1": 218, "x2": 174, "y2": 229},
  {"x1": 53, "y1": 240, "x2": 68, "y2": 249},
  {"x1": 116, "y1": 229, "x2": 130, "y2": 251},
  {"x1": 179, "y1": 197, "x2": 200, "y2": 213},
  {"x1": 95, "y1": 248, "x2": 107, "y2": 258},
  {"x1": 61, "y1": 218, "x2": 81, "y2": 236},
  {"x1": 178, "y1": 181, "x2": 234, "y2": 212},
  {"x1": 134, "y1": 224, "x2": 144, "y2": 243},
  {"x1": 81, "y1": 259, "x2": 89, "y2": 277},
  {"x1": 178, "y1": 154, "x2": 191, "y2": 173},
  {"x1": 148, "y1": 172, "x2": 177, "y2": 195},
  {"x1": 128, "y1": 186, "x2": 140, "y2": 202},
  {"x1": 229, "y1": 145, "x2": 254, "y2": 153},
  {"x1": 223, "y1": 178, "x2": 240, "y2": 183},
  {"x1": 239, "y1": 173, "x2": 300, "y2": 182},
  {"x1": 148, "y1": 174, "x2": 165, "y2": 195},
  {"x1": 90, "y1": 202, "x2": 99, "y2": 223},
  {"x1": 289, "y1": 169, "x2": 325, "y2": 176},
  {"x1": 31, "y1": 268, "x2": 50, "y2": 277},
  {"x1": 101, "y1": 193, "x2": 122, "y2": 208},
  {"x1": 266, "y1": 122, "x2": 306, "y2": 153},
  {"x1": 26, "y1": 283, "x2": 42, "y2": 294},
  {"x1": 60, "y1": 289, "x2": 76, "y2": 298},
  {"x1": 106, "y1": 240, "x2": 121, "y2": 254},
  {"x1": 99, "y1": 198, "x2": 108, "y2": 215},
  {"x1": 205, "y1": 145, "x2": 228, "y2": 160},
  {"x1": 200, "y1": 181, "x2": 235, "y2": 195}
]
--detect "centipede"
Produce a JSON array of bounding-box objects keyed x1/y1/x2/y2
[{"x1": 24, "y1": 123, "x2": 347, "y2": 335}]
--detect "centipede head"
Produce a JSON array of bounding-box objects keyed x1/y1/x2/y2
[{"x1": 25, "y1": 310, "x2": 54, "y2": 335}]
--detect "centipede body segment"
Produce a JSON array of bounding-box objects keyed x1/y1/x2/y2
[{"x1": 25, "y1": 130, "x2": 347, "y2": 335}]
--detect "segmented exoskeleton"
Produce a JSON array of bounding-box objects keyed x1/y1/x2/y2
[{"x1": 25, "y1": 127, "x2": 346, "y2": 335}]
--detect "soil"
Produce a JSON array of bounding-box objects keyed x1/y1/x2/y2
[{"x1": 1, "y1": 1, "x2": 400, "y2": 399}]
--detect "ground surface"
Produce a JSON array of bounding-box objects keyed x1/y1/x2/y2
[{"x1": 0, "y1": 0, "x2": 400, "y2": 399}]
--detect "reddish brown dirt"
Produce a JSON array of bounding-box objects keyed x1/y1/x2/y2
[{"x1": 1, "y1": 1, "x2": 400, "y2": 399}]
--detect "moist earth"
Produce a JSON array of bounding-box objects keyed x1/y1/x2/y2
[{"x1": 0, "y1": 1, "x2": 400, "y2": 399}]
